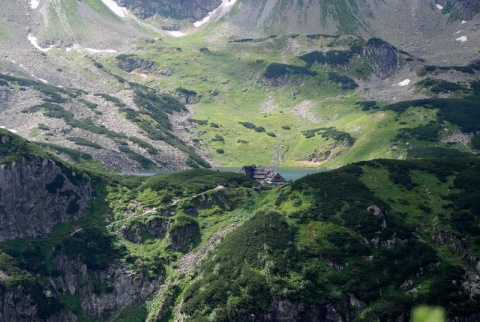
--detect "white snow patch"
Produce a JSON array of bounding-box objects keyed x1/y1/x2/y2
[
  {"x1": 461, "y1": 20, "x2": 467, "y2": 24},
  {"x1": 456, "y1": 36, "x2": 467, "y2": 42},
  {"x1": 194, "y1": 0, "x2": 237, "y2": 27},
  {"x1": 194, "y1": 15, "x2": 211, "y2": 28},
  {"x1": 67, "y1": 43, "x2": 116, "y2": 53},
  {"x1": 100, "y1": 0, "x2": 128, "y2": 17},
  {"x1": 393, "y1": 79, "x2": 411, "y2": 87},
  {"x1": 436, "y1": 4, "x2": 443, "y2": 9},
  {"x1": 0, "y1": 126, "x2": 5, "y2": 129},
  {"x1": 38, "y1": 78, "x2": 48, "y2": 83},
  {"x1": 29, "y1": 0, "x2": 40, "y2": 10},
  {"x1": 7, "y1": 129, "x2": 18, "y2": 133},
  {"x1": 168, "y1": 31, "x2": 186, "y2": 37},
  {"x1": 28, "y1": 34, "x2": 51, "y2": 52},
  {"x1": 85, "y1": 47, "x2": 117, "y2": 54}
]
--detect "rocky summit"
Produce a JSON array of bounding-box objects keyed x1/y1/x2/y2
[{"x1": 0, "y1": 1, "x2": 479, "y2": 321}]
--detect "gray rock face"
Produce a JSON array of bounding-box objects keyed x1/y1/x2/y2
[
  {"x1": 263, "y1": 73, "x2": 290, "y2": 87},
  {"x1": 116, "y1": 0, "x2": 222, "y2": 20},
  {"x1": 0, "y1": 285, "x2": 36, "y2": 322},
  {"x1": 119, "y1": 217, "x2": 170, "y2": 243},
  {"x1": 436, "y1": 0, "x2": 480, "y2": 19},
  {"x1": 51, "y1": 256, "x2": 163, "y2": 319},
  {"x1": 168, "y1": 222, "x2": 199, "y2": 251},
  {"x1": 0, "y1": 87, "x2": 12, "y2": 112},
  {"x1": 0, "y1": 285, "x2": 76, "y2": 322},
  {"x1": 115, "y1": 57, "x2": 157, "y2": 73},
  {"x1": 364, "y1": 39, "x2": 400, "y2": 79},
  {"x1": 0, "y1": 155, "x2": 92, "y2": 240}
]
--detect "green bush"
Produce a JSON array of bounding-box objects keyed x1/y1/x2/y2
[
  {"x1": 396, "y1": 123, "x2": 441, "y2": 142},
  {"x1": 357, "y1": 101, "x2": 378, "y2": 111},
  {"x1": 67, "y1": 137, "x2": 102, "y2": 149},
  {"x1": 118, "y1": 145, "x2": 155, "y2": 169},
  {"x1": 239, "y1": 121, "x2": 255, "y2": 129},
  {"x1": 328, "y1": 72, "x2": 358, "y2": 89},
  {"x1": 385, "y1": 98, "x2": 480, "y2": 132},
  {"x1": 39, "y1": 143, "x2": 93, "y2": 162},
  {"x1": 188, "y1": 118, "x2": 208, "y2": 125},
  {"x1": 93, "y1": 93, "x2": 126, "y2": 107},
  {"x1": 264, "y1": 63, "x2": 316, "y2": 79},
  {"x1": 128, "y1": 137, "x2": 158, "y2": 155},
  {"x1": 407, "y1": 147, "x2": 472, "y2": 159},
  {"x1": 56, "y1": 228, "x2": 122, "y2": 270},
  {"x1": 302, "y1": 127, "x2": 355, "y2": 145},
  {"x1": 299, "y1": 50, "x2": 354, "y2": 66},
  {"x1": 471, "y1": 80, "x2": 480, "y2": 96},
  {"x1": 77, "y1": 98, "x2": 98, "y2": 110},
  {"x1": 471, "y1": 134, "x2": 480, "y2": 149},
  {"x1": 418, "y1": 78, "x2": 466, "y2": 93},
  {"x1": 25, "y1": 103, "x2": 74, "y2": 120},
  {"x1": 212, "y1": 134, "x2": 224, "y2": 142}
]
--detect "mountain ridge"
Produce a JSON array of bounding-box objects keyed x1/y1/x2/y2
[{"x1": 0, "y1": 131, "x2": 479, "y2": 320}]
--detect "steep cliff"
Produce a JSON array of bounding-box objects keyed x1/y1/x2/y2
[
  {"x1": 0, "y1": 131, "x2": 92, "y2": 240},
  {"x1": 363, "y1": 38, "x2": 401, "y2": 79},
  {"x1": 116, "y1": 0, "x2": 222, "y2": 20},
  {"x1": 0, "y1": 283, "x2": 76, "y2": 322},
  {"x1": 51, "y1": 255, "x2": 163, "y2": 319}
]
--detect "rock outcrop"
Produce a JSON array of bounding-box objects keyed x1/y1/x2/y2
[
  {"x1": 168, "y1": 222, "x2": 199, "y2": 251},
  {"x1": 51, "y1": 255, "x2": 163, "y2": 319},
  {"x1": 364, "y1": 38, "x2": 400, "y2": 79},
  {"x1": 118, "y1": 217, "x2": 170, "y2": 244},
  {"x1": 116, "y1": 0, "x2": 222, "y2": 21},
  {"x1": 0, "y1": 87, "x2": 12, "y2": 112},
  {"x1": 0, "y1": 284, "x2": 76, "y2": 322},
  {"x1": 0, "y1": 135, "x2": 92, "y2": 240},
  {"x1": 115, "y1": 57, "x2": 157, "y2": 73},
  {"x1": 435, "y1": 0, "x2": 480, "y2": 19}
]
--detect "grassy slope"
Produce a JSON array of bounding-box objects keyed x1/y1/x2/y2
[
  {"x1": 175, "y1": 158, "x2": 480, "y2": 321},
  {"x1": 101, "y1": 31, "x2": 478, "y2": 169}
]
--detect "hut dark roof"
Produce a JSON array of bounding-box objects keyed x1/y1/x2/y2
[{"x1": 240, "y1": 166, "x2": 286, "y2": 186}]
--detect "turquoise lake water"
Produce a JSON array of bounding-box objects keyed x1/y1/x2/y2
[{"x1": 125, "y1": 167, "x2": 327, "y2": 181}]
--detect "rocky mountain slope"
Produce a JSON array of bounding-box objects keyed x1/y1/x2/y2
[
  {"x1": 0, "y1": 130, "x2": 479, "y2": 321},
  {"x1": 117, "y1": 0, "x2": 222, "y2": 20},
  {"x1": 221, "y1": 0, "x2": 480, "y2": 65},
  {"x1": 0, "y1": 2, "x2": 479, "y2": 320},
  {"x1": 0, "y1": 0, "x2": 479, "y2": 171}
]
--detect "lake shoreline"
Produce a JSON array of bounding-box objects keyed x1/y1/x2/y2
[{"x1": 121, "y1": 167, "x2": 328, "y2": 181}]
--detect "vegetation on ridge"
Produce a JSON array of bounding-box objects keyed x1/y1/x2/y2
[{"x1": 1, "y1": 131, "x2": 480, "y2": 320}]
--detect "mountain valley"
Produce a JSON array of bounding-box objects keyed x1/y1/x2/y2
[{"x1": 0, "y1": 0, "x2": 480, "y2": 321}]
